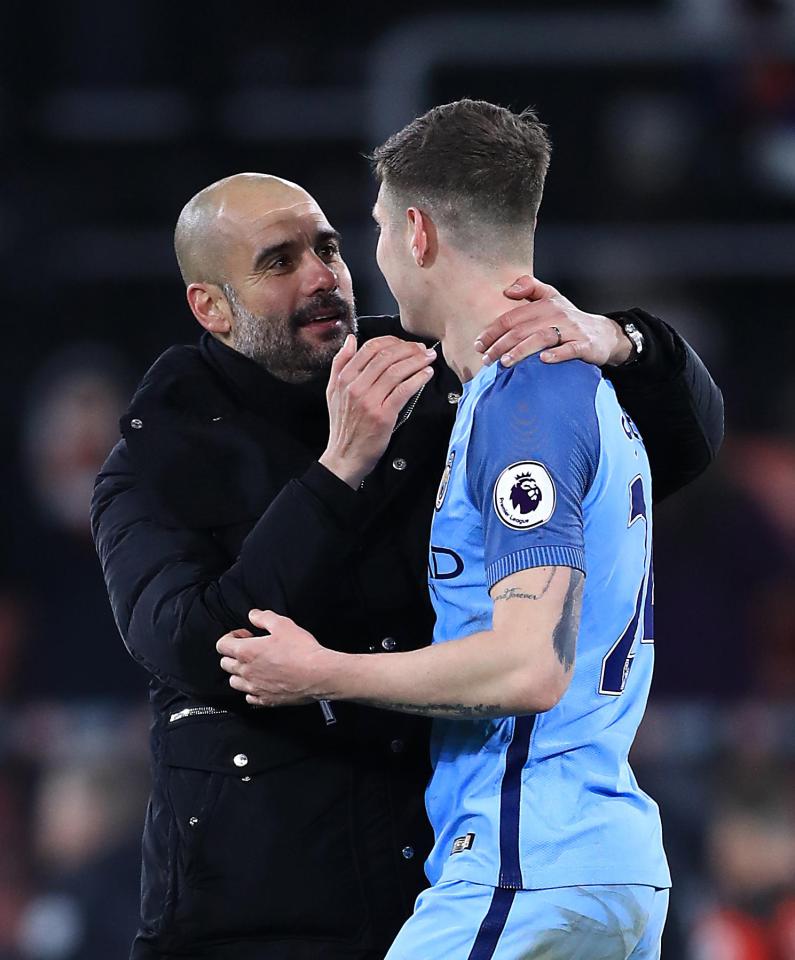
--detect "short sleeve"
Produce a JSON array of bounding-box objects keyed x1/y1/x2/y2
[{"x1": 466, "y1": 358, "x2": 601, "y2": 589}]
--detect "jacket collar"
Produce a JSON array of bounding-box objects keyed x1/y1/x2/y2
[{"x1": 199, "y1": 332, "x2": 329, "y2": 430}]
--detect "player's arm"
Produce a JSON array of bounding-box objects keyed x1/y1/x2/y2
[{"x1": 216, "y1": 564, "x2": 583, "y2": 718}]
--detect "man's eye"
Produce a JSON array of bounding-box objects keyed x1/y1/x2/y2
[
  {"x1": 318, "y1": 243, "x2": 340, "y2": 259},
  {"x1": 271, "y1": 257, "x2": 291, "y2": 269}
]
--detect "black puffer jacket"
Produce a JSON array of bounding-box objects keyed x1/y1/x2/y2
[{"x1": 91, "y1": 311, "x2": 722, "y2": 960}]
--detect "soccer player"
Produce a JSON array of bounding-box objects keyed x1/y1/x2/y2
[{"x1": 217, "y1": 100, "x2": 672, "y2": 959}]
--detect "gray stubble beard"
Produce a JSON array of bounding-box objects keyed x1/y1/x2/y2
[{"x1": 222, "y1": 282, "x2": 357, "y2": 384}]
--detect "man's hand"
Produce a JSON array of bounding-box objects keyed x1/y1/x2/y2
[
  {"x1": 319, "y1": 334, "x2": 436, "y2": 489},
  {"x1": 474, "y1": 275, "x2": 633, "y2": 368},
  {"x1": 217, "y1": 612, "x2": 334, "y2": 707}
]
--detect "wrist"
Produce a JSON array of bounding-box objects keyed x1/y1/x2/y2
[
  {"x1": 610, "y1": 317, "x2": 646, "y2": 367},
  {"x1": 314, "y1": 649, "x2": 358, "y2": 701},
  {"x1": 607, "y1": 319, "x2": 634, "y2": 366},
  {"x1": 318, "y1": 451, "x2": 366, "y2": 491}
]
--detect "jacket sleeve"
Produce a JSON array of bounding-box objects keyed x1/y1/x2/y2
[
  {"x1": 603, "y1": 309, "x2": 724, "y2": 502},
  {"x1": 91, "y1": 441, "x2": 359, "y2": 700}
]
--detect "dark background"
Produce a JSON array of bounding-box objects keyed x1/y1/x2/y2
[{"x1": 1, "y1": 1, "x2": 794, "y2": 957}]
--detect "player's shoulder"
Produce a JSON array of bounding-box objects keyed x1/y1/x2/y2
[
  {"x1": 466, "y1": 355, "x2": 603, "y2": 494},
  {"x1": 484, "y1": 354, "x2": 602, "y2": 411}
]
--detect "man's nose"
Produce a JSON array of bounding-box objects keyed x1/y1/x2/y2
[{"x1": 303, "y1": 254, "x2": 338, "y2": 295}]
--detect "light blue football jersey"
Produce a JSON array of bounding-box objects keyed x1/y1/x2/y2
[{"x1": 425, "y1": 354, "x2": 670, "y2": 892}]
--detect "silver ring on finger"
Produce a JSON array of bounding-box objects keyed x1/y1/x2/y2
[{"x1": 550, "y1": 325, "x2": 563, "y2": 347}]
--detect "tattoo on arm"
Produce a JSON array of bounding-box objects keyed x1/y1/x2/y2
[
  {"x1": 552, "y1": 570, "x2": 584, "y2": 671},
  {"x1": 353, "y1": 568, "x2": 583, "y2": 720},
  {"x1": 493, "y1": 567, "x2": 555, "y2": 603}
]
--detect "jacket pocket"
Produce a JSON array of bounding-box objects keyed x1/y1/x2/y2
[
  {"x1": 138, "y1": 790, "x2": 179, "y2": 938},
  {"x1": 154, "y1": 713, "x2": 368, "y2": 946}
]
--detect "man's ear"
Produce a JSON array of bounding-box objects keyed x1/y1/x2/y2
[
  {"x1": 407, "y1": 207, "x2": 436, "y2": 267},
  {"x1": 186, "y1": 283, "x2": 232, "y2": 336}
]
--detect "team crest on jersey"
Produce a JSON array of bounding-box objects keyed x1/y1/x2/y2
[
  {"x1": 435, "y1": 450, "x2": 456, "y2": 511},
  {"x1": 493, "y1": 460, "x2": 556, "y2": 530},
  {"x1": 451, "y1": 832, "x2": 476, "y2": 855}
]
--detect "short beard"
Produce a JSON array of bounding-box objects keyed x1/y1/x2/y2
[{"x1": 223, "y1": 283, "x2": 357, "y2": 384}]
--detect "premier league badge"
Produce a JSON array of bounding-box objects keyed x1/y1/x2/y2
[
  {"x1": 435, "y1": 450, "x2": 456, "y2": 511},
  {"x1": 493, "y1": 460, "x2": 556, "y2": 530}
]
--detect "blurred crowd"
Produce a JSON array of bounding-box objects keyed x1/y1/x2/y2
[{"x1": 2, "y1": 1, "x2": 795, "y2": 957}]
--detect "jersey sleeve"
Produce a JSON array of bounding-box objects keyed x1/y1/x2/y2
[{"x1": 466, "y1": 358, "x2": 601, "y2": 589}]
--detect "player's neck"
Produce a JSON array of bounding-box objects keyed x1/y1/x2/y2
[{"x1": 438, "y1": 265, "x2": 533, "y2": 383}]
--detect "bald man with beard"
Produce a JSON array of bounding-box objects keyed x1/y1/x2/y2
[
  {"x1": 174, "y1": 174, "x2": 361, "y2": 380},
  {"x1": 92, "y1": 172, "x2": 722, "y2": 960}
]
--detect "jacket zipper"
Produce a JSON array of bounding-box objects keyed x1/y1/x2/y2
[
  {"x1": 393, "y1": 382, "x2": 427, "y2": 433},
  {"x1": 392, "y1": 340, "x2": 440, "y2": 434},
  {"x1": 168, "y1": 706, "x2": 229, "y2": 723}
]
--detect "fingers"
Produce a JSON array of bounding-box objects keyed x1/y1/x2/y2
[
  {"x1": 245, "y1": 694, "x2": 314, "y2": 707},
  {"x1": 475, "y1": 302, "x2": 554, "y2": 354},
  {"x1": 248, "y1": 608, "x2": 286, "y2": 631},
  {"x1": 220, "y1": 655, "x2": 243, "y2": 676},
  {"x1": 335, "y1": 335, "x2": 406, "y2": 383},
  {"x1": 322, "y1": 336, "x2": 435, "y2": 489},
  {"x1": 327, "y1": 333, "x2": 357, "y2": 394},
  {"x1": 343, "y1": 339, "x2": 435, "y2": 397},
  {"x1": 365, "y1": 346, "x2": 436, "y2": 401},
  {"x1": 382, "y1": 365, "x2": 435, "y2": 413},
  {"x1": 502, "y1": 275, "x2": 560, "y2": 302},
  {"x1": 228, "y1": 673, "x2": 257, "y2": 694},
  {"x1": 216, "y1": 628, "x2": 254, "y2": 658},
  {"x1": 539, "y1": 341, "x2": 584, "y2": 364},
  {"x1": 480, "y1": 323, "x2": 563, "y2": 367}
]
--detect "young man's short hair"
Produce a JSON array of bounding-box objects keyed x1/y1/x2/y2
[{"x1": 371, "y1": 99, "x2": 551, "y2": 254}]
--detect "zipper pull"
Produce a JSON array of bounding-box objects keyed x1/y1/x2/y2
[{"x1": 319, "y1": 700, "x2": 337, "y2": 725}]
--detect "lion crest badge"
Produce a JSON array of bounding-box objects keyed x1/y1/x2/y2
[{"x1": 493, "y1": 460, "x2": 556, "y2": 530}]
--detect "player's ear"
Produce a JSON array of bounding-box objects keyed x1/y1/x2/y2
[
  {"x1": 407, "y1": 207, "x2": 435, "y2": 267},
  {"x1": 187, "y1": 282, "x2": 232, "y2": 337}
]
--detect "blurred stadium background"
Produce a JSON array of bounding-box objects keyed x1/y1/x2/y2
[{"x1": 1, "y1": 1, "x2": 794, "y2": 957}]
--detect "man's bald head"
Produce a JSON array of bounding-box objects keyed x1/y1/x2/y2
[
  {"x1": 174, "y1": 172, "x2": 356, "y2": 383},
  {"x1": 173, "y1": 173, "x2": 316, "y2": 286}
]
